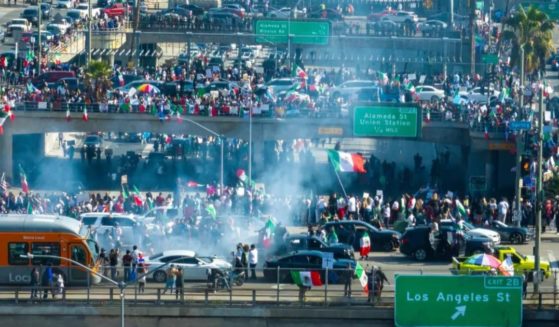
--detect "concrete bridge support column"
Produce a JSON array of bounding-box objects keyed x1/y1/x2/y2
[
  {"x1": 485, "y1": 151, "x2": 498, "y2": 194},
  {"x1": 252, "y1": 140, "x2": 265, "y2": 173},
  {"x1": 0, "y1": 131, "x2": 14, "y2": 181}
]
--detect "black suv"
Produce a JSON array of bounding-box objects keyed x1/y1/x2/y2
[
  {"x1": 322, "y1": 220, "x2": 401, "y2": 252},
  {"x1": 274, "y1": 234, "x2": 355, "y2": 260},
  {"x1": 400, "y1": 225, "x2": 494, "y2": 261}
]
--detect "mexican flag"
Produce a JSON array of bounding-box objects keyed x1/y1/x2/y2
[
  {"x1": 455, "y1": 199, "x2": 467, "y2": 217},
  {"x1": 354, "y1": 263, "x2": 368, "y2": 293},
  {"x1": 132, "y1": 185, "x2": 143, "y2": 207},
  {"x1": 327, "y1": 150, "x2": 366, "y2": 173},
  {"x1": 121, "y1": 184, "x2": 129, "y2": 198},
  {"x1": 19, "y1": 165, "x2": 29, "y2": 194},
  {"x1": 291, "y1": 64, "x2": 307, "y2": 79},
  {"x1": 291, "y1": 270, "x2": 322, "y2": 288},
  {"x1": 206, "y1": 204, "x2": 217, "y2": 219},
  {"x1": 359, "y1": 232, "x2": 371, "y2": 257},
  {"x1": 262, "y1": 218, "x2": 276, "y2": 248}
]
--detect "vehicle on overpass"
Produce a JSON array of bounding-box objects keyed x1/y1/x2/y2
[
  {"x1": 272, "y1": 234, "x2": 355, "y2": 260},
  {"x1": 399, "y1": 225, "x2": 494, "y2": 261},
  {"x1": 56, "y1": 0, "x2": 75, "y2": 9},
  {"x1": 103, "y1": 3, "x2": 130, "y2": 18},
  {"x1": 451, "y1": 246, "x2": 551, "y2": 280},
  {"x1": 382, "y1": 10, "x2": 419, "y2": 24},
  {"x1": 414, "y1": 85, "x2": 445, "y2": 102},
  {"x1": 263, "y1": 250, "x2": 355, "y2": 283},
  {"x1": 0, "y1": 214, "x2": 100, "y2": 286},
  {"x1": 329, "y1": 80, "x2": 376, "y2": 99},
  {"x1": 418, "y1": 20, "x2": 448, "y2": 36},
  {"x1": 322, "y1": 221, "x2": 401, "y2": 252},
  {"x1": 267, "y1": 7, "x2": 305, "y2": 19},
  {"x1": 145, "y1": 250, "x2": 232, "y2": 282}
]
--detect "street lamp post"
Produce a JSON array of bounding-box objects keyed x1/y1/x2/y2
[
  {"x1": 514, "y1": 45, "x2": 526, "y2": 227},
  {"x1": 88, "y1": 0, "x2": 92, "y2": 64},
  {"x1": 534, "y1": 85, "x2": 544, "y2": 293},
  {"x1": 38, "y1": 0, "x2": 42, "y2": 69},
  {"x1": 182, "y1": 117, "x2": 224, "y2": 195}
]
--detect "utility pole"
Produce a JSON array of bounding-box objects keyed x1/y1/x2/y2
[
  {"x1": 469, "y1": 0, "x2": 476, "y2": 75},
  {"x1": 534, "y1": 85, "x2": 544, "y2": 293},
  {"x1": 87, "y1": 0, "x2": 92, "y2": 64},
  {"x1": 514, "y1": 46, "x2": 525, "y2": 227},
  {"x1": 38, "y1": 0, "x2": 42, "y2": 70}
]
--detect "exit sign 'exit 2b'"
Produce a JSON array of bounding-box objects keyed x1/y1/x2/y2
[{"x1": 395, "y1": 275, "x2": 522, "y2": 327}]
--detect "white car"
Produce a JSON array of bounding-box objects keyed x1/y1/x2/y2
[
  {"x1": 330, "y1": 80, "x2": 376, "y2": 99},
  {"x1": 414, "y1": 85, "x2": 445, "y2": 102},
  {"x1": 267, "y1": 7, "x2": 305, "y2": 19},
  {"x1": 383, "y1": 10, "x2": 419, "y2": 24},
  {"x1": 459, "y1": 87, "x2": 500, "y2": 103},
  {"x1": 265, "y1": 78, "x2": 297, "y2": 95},
  {"x1": 56, "y1": 0, "x2": 74, "y2": 9},
  {"x1": 145, "y1": 250, "x2": 233, "y2": 282},
  {"x1": 440, "y1": 219, "x2": 501, "y2": 245}
]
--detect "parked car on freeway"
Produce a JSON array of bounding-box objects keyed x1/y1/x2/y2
[
  {"x1": 273, "y1": 234, "x2": 355, "y2": 260},
  {"x1": 483, "y1": 221, "x2": 532, "y2": 244},
  {"x1": 322, "y1": 220, "x2": 401, "y2": 252},
  {"x1": 103, "y1": 3, "x2": 129, "y2": 18},
  {"x1": 145, "y1": 250, "x2": 232, "y2": 282},
  {"x1": 265, "y1": 78, "x2": 297, "y2": 95},
  {"x1": 400, "y1": 225, "x2": 494, "y2": 261},
  {"x1": 79, "y1": 212, "x2": 139, "y2": 248},
  {"x1": 21, "y1": 7, "x2": 45, "y2": 26},
  {"x1": 263, "y1": 250, "x2": 355, "y2": 283},
  {"x1": 56, "y1": 0, "x2": 75, "y2": 9},
  {"x1": 439, "y1": 219, "x2": 501, "y2": 244}
]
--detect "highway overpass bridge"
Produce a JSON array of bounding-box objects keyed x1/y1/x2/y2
[{"x1": 0, "y1": 110, "x2": 515, "y2": 194}]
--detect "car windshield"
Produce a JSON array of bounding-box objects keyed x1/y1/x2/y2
[
  {"x1": 198, "y1": 257, "x2": 212, "y2": 264},
  {"x1": 462, "y1": 221, "x2": 475, "y2": 231}
]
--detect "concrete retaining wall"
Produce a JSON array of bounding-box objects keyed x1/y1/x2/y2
[{"x1": 0, "y1": 305, "x2": 556, "y2": 327}]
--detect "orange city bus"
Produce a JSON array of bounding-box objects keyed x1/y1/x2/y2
[{"x1": 0, "y1": 214, "x2": 101, "y2": 286}]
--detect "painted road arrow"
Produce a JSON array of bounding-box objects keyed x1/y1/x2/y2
[{"x1": 451, "y1": 306, "x2": 466, "y2": 320}]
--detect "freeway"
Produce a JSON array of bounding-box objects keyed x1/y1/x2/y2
[{"x1": 0, "y1": 235, "x2": 557, "y2": 306}]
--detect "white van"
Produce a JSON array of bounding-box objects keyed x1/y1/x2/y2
[{"x1": 79, "y1": 213, "x2": 139, "y2": 248}]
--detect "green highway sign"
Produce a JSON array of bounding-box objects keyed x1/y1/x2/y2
[
  {"x1": 254, "y1": 19, "x2": 330, "y2": 45},
  {"x1": 395, "y1": 275, "x2": 523, "y2": 327},
  {"x1": 353, "y1": 105, "x2": 419, "y2": 138},
  {"x1": 482, "y1": 54, "x2": 499, "y2": 64}
]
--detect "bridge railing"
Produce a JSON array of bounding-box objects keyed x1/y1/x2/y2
[{"x1": 0, "y1": 267, "x2": 555, "y2": 308}]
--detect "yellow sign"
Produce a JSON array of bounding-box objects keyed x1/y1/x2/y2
[
  {"x1": 488, "y1": 142, "x2": 516, "y2": 151},
  {"x1": 318, "y1": 127, "x2": 343, "y2": 136}
]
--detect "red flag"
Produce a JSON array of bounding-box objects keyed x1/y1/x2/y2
[
  {"x1": 0, "y1": 125, "x2": 3, "y2": 135},
  {"x1": 187, "y1": 181, "x2": 204, "y2": 188},
  {"x1": 19, "y1": 166, "x2": 29, "y2": 194},
  {"x1": 66, "y1": 109, "x2": 71, "y2": 122},
  {"x1": 484, "y1": 128, "x2": 489, "y2": 140},
  {"x1": 82, "y1": 108, "x2": 88, "y2": 121}
]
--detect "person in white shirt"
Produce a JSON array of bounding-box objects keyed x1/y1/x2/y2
[{"x1": 248, "y1": 244, "x2": 258, "y2": 280}]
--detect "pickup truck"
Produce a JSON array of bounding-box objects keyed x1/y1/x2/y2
[
  {"x1": 103, "y1": 4, "x2": 129, "y2": 18},
  {"x1": 68, "y1": 4, "x2": 101, "y2": 19},
  {"x1": 451, "y1": 246, "x2": 551, "y2": 280}
]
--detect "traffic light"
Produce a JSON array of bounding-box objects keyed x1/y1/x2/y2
[{"x1": 520, "y1": 158, "x2": 531, "y2": 177}]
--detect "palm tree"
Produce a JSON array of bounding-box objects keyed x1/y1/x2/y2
[
  {"x1": 501, "y1": 5, "x2": 554, "y2": 74},
  {"x1": 84, "y1": 60, "x2": 113, "y2": 101}
]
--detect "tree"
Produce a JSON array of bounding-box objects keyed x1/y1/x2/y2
[
  {"x1": 84, "y1": 60, "x2": 113, "y2": 102},
  {"x1": 502, "y1": 5, "x2": 554, "y2": 74}
]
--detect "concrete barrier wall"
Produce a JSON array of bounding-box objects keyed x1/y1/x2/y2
[{"x1": 0, "y1": 305, "x2": 556, "y2": 327}]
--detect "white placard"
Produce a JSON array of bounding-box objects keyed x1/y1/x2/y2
[{"x1": 38, "y1": 102, "x2": 47, "y2": 109}]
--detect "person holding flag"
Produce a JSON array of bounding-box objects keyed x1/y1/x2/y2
[{"x1": 359, "y1": 231, "x2": 371, "y2": 260}]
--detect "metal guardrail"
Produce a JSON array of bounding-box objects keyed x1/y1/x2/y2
[{"x1": 0, "y1": 266, "x2": 555, "y2": 308}]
